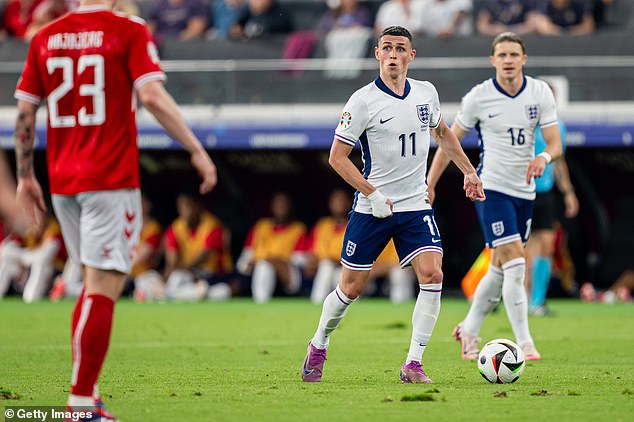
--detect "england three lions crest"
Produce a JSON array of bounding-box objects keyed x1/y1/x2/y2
[
  {"x1": 491, "y1": 221, "x2": 505, "y2": 236},
  {"x1": 346, "y1": 240, "x2": 356, "y2": 257},
  {"x1": 417, "y1": 104, "x2": 430, "y2": 125},
  {"x1": 525, "y1": 104, "x2": 539, "y2": 120}
]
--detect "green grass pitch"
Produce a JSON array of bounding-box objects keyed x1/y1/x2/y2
[{"x1": 1, "y1": 298, "x2": 633, "y2": 421}]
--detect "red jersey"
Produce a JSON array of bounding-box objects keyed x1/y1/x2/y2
[{"x1": 15, "y1": 5, "x2": 165, "y2": 195}]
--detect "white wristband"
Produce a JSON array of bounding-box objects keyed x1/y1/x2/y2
[{"x1": 538, "y1": 152, "x2": 552, "y2": 164}]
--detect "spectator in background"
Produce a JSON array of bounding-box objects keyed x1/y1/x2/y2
[
  {"x1": 230, "y1": 0, "x2": 292, "y2": 39},
  {"x1": 132, "y1": 194, "x2": 164, "y2": 302},
  {"x1": 419, "y1": 0, "x2": 473, "y2": 39},
  {"x1": 535, "y1": 0, "x2": 595, "y2": 35},
  {"x1": 24, "y1": 0, "x2": 67, "y2": 40},
  {"x1": 148, "y1": 0, "x2": 208, "y2": 44},
  {"x1": 306, "y1": 189, "x2": 350, "y2": 304},
  {"x1": 115, "y1": 0, "x2": 139, "y2": 16},
  {"x1": 316, "y1": 0, "x2": 371, "y2": 35},
  {"x1": 374, "y1": 0, "x2": 423, "y2": 35},
  {"x1": 319, "y1": 0, "x2": 372, "y2": 79},
  {"x1": 210, "y1": 0, "x2": 247, "y2": 39},
  {"x1": 237, "y1": 192, "x2": 307, "y2": 303},
  {"x1": 163, "y1": 193, "x2": 234, "y2": 301},
  {"x1": 0, "y1": 214, "x2": 66, "y2": 303},
  {"x1": 2, "y1": 0, "x2": 43, "y2": 39},
  {"x1": 476, "y1": 0, "x2": 539, "y2": 36}
]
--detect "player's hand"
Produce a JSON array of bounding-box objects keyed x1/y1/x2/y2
[
  {"x1": 367, "y1": 190, "x2": 393, "y2": 218},
  {"x1": 563, "y1": 191, "x2": 579, "y2": 218},
  {"x1": 16, "y1": 176, "x2": 46, "y2": 229},
  {"x1": 190, "y1": 148, "x2": 217, "y2": 194},
  {"x1": 525, "y1": 156, "x2": 548, "y2": 184},
  {"x1": 463, "y1": 172, "x2": 485, "y2": 202},
  {"x1": 428, "y1": 185, "x2": 436, "y2": 206}
]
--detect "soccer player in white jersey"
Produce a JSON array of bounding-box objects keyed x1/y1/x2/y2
[
  {"x1": 427, "y1": 32, "x2": 563, "y2": 361},
  {"x1": 301, "y1": 26, "x2": 485, "y2": 384}
]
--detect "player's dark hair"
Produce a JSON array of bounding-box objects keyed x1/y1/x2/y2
[
  {"x1": 378, "y1": 26, "x2": 413, "y2": 44},
  {"x1": 491, "y1": 32, "x2": 526, "y2": 55}
]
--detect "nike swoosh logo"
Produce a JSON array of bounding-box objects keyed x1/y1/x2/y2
[
  {"x1": 302, "y1": 366, "x2": 314, "y2": 375},
  {"x1": 488, "y1": 113, "x2": 502, "y2": 118},
  {"x1": 431, "y1": 238, "x2": 441, "y2": 243},
  {"x1": 380, "y1": 116, "x2": 395, "y2": 124}
]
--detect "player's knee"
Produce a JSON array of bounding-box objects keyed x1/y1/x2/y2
[{"x1": 419, "y1": 268, "x2": 443, "y2": 285}]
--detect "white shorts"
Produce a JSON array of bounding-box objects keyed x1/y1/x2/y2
[{"x1": 52, "y1": 189, "x2": 142, "y2": 274}]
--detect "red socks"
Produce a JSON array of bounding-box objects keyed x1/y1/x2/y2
[{"x1": 70, "y1": 294, "x2": 115, "y2": 397}]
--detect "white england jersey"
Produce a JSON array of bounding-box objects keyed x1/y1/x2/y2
[
  {"x1": 455, "y1": 76, "x2": 558, "y2": 200},
  {"x1": 335, "y1": 77, "x2": 441, "y2": 214}
]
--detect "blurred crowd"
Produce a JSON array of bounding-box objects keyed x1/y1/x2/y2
[{"x1": 0, "y1": 0, "x2": 619, "y2": 43}]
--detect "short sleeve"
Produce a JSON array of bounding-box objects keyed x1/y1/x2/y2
[
  {"x1": 15, "y1": 35, "x2": 45, "y2": 104},
  {"x1": 454, "y1": 87, "x2": 479, "y2": 131},
  {"x1": 127, "y1": 21, "x2": 166, "y2": 90},
  {"x1": 538, "y1": 82, "x2": 558, "y2": 129},
  {"x1": 429, "y1": 83, "x2": 442, "y2": 129},
  {"x1": 334, "y1": 91, "x2": 370, "y2": 146}
]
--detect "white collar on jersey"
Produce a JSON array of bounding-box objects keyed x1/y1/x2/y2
[{"x1": 75, "y1": 5, "x2": 110, "y2": 13}]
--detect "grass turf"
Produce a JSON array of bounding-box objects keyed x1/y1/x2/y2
[{"x1": 1, "y1": 298, "x2": 633, "y2": 421}]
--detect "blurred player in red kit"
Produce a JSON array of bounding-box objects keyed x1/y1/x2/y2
[{"x1": 13, "y1": 1, "x2": 217, "y2": 419}]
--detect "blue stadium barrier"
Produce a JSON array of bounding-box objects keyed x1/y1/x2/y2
[{"x1": 1, "y1": 123, "x2": 633, "y2": 150}]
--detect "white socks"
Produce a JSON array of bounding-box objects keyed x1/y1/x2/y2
[
  {"x1": 310, "y1": 260, "x2": 339, "y2": 304},
  {"x1": 389, "y1": 267, "x2": 413, "y2": 304},
  {"x1": 463, "y1": 265, "x2": 504, "y2": 336},
  {"x1": 252, "y1": 260, "x2": 276, "y2": 303},
  {"x1": 311, "y1": 285, "x2": 356, "y2": 349},
  {"x1": 406, "y1": 283, "x2": 442, "y2": 364},
  {"x1": 502, "y1": 257, "x2": 533, "y2": 346}
]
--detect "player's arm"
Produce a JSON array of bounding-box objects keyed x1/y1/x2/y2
[
  {"x1": 525, "y1": 124, "x2": 563, "y2": 184},
  {"x1": 554, "y1": 158, "x2": 579, "y2": 218},
  {"x1": 137, "y1": 80, "x2": 217, "y2": 194},
  {"x1": 14, "y1": 100, "x2": 46, "y2": 226},
  {"x1": 329, "y1": 138, "x2": 393, "y2": 217},
  {"x1": 428, "y1": 121, "x2": 484, "y2": 203}
]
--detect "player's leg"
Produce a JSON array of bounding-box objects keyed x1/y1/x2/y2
[
  {"x1": 526, "y1": 191, "x2": 557, "y2": 313},
  {"x1": 165, "y1": 269, "x2": 206, "y2": 301},
  {"x1": 62, "y1": 190, "x2": 141, "y2": 416},
  {"x1": 302, "y1": 211, "x2": 388, "y2": 382},
  {"x1": 310, "y1": 259, "x2": 337, "y2": 304},
  {"x1": 0, "y1": 241, "x2": 24, "y2": 298},
  {"x1": 268, "y1": 258, "x2": 301, "y2": 296},
  {"x1": 458, "y1": 191, "x2": 511, "y2": 359},
  {"x1": 389, "y1": 266, "x2": 413, "y2": 304},
  {"x1": 302, "y1": 267, "x2": 368, "y2": 382},
  {"x1": 22, "y1": 241, "x2": 60, "y2": 303},
  {"x1": 529, "y1": 229, "x2": 555, "y2": 312},
  {"x1": 251, "y1": 259, "x2": 276, "y2": 303},
  {"x1": 394, "y1": 210, "x2": 443, "y2": 383}
]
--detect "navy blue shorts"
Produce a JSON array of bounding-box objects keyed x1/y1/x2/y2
[
  {"x1": 474, "y1": 189, "x2": 533, "y2": 249},
  {"x1": 340, "y1": 210, "x2": 443, "y2": 270}
]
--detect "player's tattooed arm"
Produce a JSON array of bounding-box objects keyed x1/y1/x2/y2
[{"x1": 14, "y1": 102, "x2": 37, "y2": 179}]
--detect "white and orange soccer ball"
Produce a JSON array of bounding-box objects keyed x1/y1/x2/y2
[{"x1": 477, "y1": 338, "x2": 525, "y2": 384}]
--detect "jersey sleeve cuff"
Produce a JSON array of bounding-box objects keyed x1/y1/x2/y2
[
  {"x1": 14, "y1": 90, "x2": 41, "y2": 105},
  {"x1": 133, "y1": 71, "x2": 167, "y2": 90},
  {"x1": 540, "y1": 119, "x2": 558, "y2": 128},
  {"x1": 334, "y1": 133, "x2": 356, "y2": 146},
  {"x1": 454, "y1": 117, "x2": 472, "y2": 131},
  {"x1": 430, "y1": 113, "x2": 442, "y2": 129}
]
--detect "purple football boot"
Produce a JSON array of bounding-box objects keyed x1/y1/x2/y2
[
  {"x1": 399, "y1": 361, "x2": 434, "y2": 384},
  {"x1": 301, "y1": 342, "x2": 327, "y2": 382}
]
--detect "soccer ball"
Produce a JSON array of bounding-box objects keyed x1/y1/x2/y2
[{"x1": 477, "y1": 338, "x2": 525, "y2": 384}]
